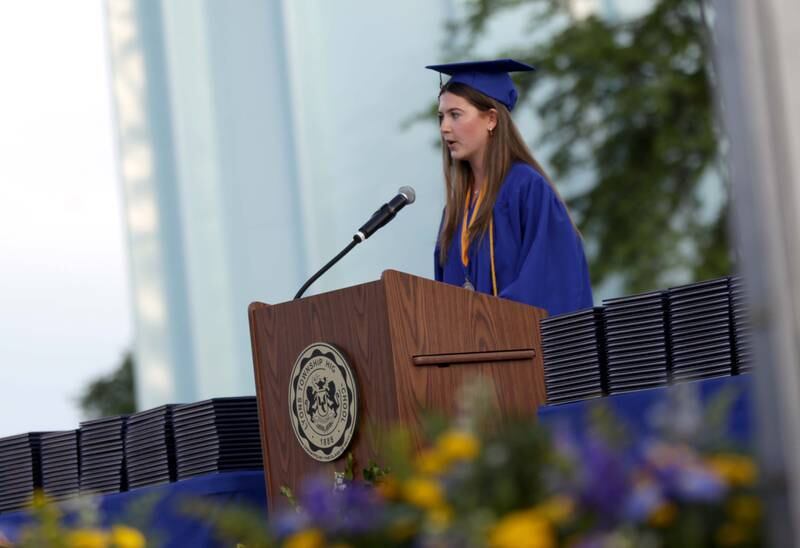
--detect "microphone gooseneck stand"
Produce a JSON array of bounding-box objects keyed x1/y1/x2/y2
[
  {"x1": 293, "y1": 238, "x2": 359, "y2": 300},
  {"x1": 293, "y1": 186, "x2": 416, "y2": 300}
]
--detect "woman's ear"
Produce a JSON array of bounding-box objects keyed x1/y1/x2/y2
[{"x1": 487, "y1": 108, "x2": 498, "y2": 132}]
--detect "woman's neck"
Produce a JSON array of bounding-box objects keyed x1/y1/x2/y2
[{"x1": 470, "y1": 158, "x2": 486, "y2": 195}]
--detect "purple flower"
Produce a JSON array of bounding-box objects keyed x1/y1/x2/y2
[
  {"x1": 551, "y1": 421, "x2": 581, "y2": 462},
  {"x1": 298, "y1": 475, "x2": 385, "y2": 535},
  {"x1": 576, "y1": 437, "x2": 631, "y2": 522},
  {"x1": 642, "y1": 441, "x2": 727, "y2": 503},
  {"x1": 272, "y1": 508, "x2": 310, "y2": 538},
  {"x1": 670, "y1": 466, "x2": 726, "y2": 502},
  {"x1": 624, "y1": 480, "x2": 664, "y2": 521}
]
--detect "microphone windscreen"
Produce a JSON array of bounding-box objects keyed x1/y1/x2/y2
[{"x1": 398, "y1": 186, "x2": 416, "y2": 204}]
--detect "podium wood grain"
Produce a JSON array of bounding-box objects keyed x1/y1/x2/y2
[{"x1": 249, "y1": 270, "x2": 547, "y2": 508}]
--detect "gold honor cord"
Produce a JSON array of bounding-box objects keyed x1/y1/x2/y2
[{"x1": 461, "y1": 187, "x2": 498, "y2": 297}]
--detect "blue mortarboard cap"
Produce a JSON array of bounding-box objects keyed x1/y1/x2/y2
[{"x1": 425, "y1": 59, "x2": 536, "y2": 111}]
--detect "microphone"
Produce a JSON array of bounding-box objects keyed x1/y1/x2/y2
[
  {"x1": 294, "y1": 186, "x2": 417, "y2": 300},
  {"x1": 354, "y1": 186, "x2": 416, "y2": 242}
]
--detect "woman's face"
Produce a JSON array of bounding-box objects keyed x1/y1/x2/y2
[{"x1": 438, "y1": 91, "x2": 494, "y2": 166}]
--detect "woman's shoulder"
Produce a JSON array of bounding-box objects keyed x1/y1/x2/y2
[
  {"x1": 508, "y1": 161, "x2": 542, "y2": 177},
  {"x1": 498, "y1": 162, "x2": 550, "y2": 202}
]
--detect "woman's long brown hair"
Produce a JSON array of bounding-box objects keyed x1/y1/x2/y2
[{"x1": 437, "y1": 81, "x2": 572, "y2": 266}]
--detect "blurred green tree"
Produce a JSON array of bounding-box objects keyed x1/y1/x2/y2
[
  {"x1": 438, "y1": 0, "x2": 730, "y2": 293},
  {"x1": 78, "y1": 351, "x2": 136, "y2": 419}
]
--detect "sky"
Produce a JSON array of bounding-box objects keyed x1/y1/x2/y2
[{"x1": 0, "y1": 1, "x2": 131, "y2": 437}]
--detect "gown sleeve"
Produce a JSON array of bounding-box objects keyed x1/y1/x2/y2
[{"x1": 497, "y1": 167, "x2": 594, "y2": 316}]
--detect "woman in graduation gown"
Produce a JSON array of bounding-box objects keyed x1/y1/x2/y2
[{"x1": 427, "y1": 59, "x2": 593, "y2": 317}]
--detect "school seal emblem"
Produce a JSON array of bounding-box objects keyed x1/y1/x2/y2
[{"x1": 288, "y1": 343, "x2": 358, "y2": 462}]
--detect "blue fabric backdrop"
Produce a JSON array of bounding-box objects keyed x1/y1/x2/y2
[
  {"x1": 537, "y1": 374, "x2": 752, "y2": 444},
  {"x1": 0, "y1": 471, "x2": 268, "y2": 547}
]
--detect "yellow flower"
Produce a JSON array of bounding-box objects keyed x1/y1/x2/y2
[
  {"x1": 67, "y1": 529, "x2": 108, "y2": 548},
  {"x1": 727, "y1": 495, "x2": 762, "y2": 523},
  {"x1": 30, "y1": 490, "x2": 55, "y2": 510},
  {"x1": 488, "y1": 510, "x2": 554, "y2": 548},
  {"x1": 648, "y1": 502, "x2": 678, "y2": 528},
  {"x1": 534, "y1": 495, "x2": 574, "y2": 525},
  {"x1": 110, "y1": 525, "x2": 146, "y2": 548},
  {"x1": 716, "y1": 522, "x2": 750, "y2": 546},
  {"x1": 436, "y1": 430, "x2": 480, "y2": 462},
  {"x1": 415, "y1": 448, "x2": 448, "y2": 476},
  {"x1": 375, "y1": 475, "x2": 400, "y2": 500},
  {"x1": 427, "y1": 504, "x2": 453, "y2": 530},
  {"x1": 284, "y1": 529, "x2": 324, "y2": 548},
  {"x1": 706, "y1": 454, "x2": 758, "y2": 487},
  {"x1": 403, "y1": 477, "x2": 445, "y2": 510}
]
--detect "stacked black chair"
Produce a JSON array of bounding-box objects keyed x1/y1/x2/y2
[
  {"x1": 125, "y1": 405, "x2": 178, "y2": 489},
  {"x1": 541, "y1": 307, "x2": 607, "y2": 404},
  {"x1": 0, "y1": 433, "x2": 46, "y2": 512},
  {"x1": 172, "y1": 397, "x2": 262, "y2": 480},
  {"x1": 667, "y1": 277, "x2": 734, "y2": 382},
  {"x1": 41, "y1": 430, "x2": 80, "y2": 501},
  {"x1": 729, "y1": 276, "x2": 752, "y2": 373},
  {"x1": 79, "y1": 415, "x2": 128, "y2": 495},
  {"x1": 602, "y1": 290, "x2": 670, "y2": 394}
]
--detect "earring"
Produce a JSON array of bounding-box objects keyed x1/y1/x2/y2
[{"x1": 489, "y1": 127, "x2": 494, "y2": 137}]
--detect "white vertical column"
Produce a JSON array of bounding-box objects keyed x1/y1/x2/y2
[
  {"x1": 158, "y1": 0, "x2": 239, "y2": 398},
  {"x1": 714, "y1": 0, "x2": 800, "y2": 544},
  {"x1": 106, "y1": 0, "x2": 197, "y2": 408},
  {"x1": 280, "y1": 0, "x2": 331, "y2": 282},
  {"x1": 201, "y1": 0, "x2": 309, "y2": 391}
]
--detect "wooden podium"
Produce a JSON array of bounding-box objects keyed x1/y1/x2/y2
[{"x1": 248, "y1": 270, "x2": 547, "y2": 506}]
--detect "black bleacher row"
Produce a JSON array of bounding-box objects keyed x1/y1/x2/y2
[
  {"x1": 0, "y1": 397, "x2": 262, "y2": 513},
  {"x1": 542, "y1": 276, "x2": 752, "y2": 405}
]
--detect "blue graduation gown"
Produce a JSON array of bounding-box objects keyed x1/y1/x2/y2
[{"x1": 434, "y1": 162, "x2": 593, "y2": 316}]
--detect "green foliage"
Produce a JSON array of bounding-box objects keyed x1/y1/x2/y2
[
  {"x1": 183, "y1": 500, "x2": 273, "y2": 548},
  {"x1": 337, "y1": 452, "x2": 392, "y2": 485},
  {"x1": 343, "y1": 452, "x2": 356, "y2": 481},
  {"x1": 15, "y1": 493, "x2": 64, "y2": 547},
  {"x1": 440, "y1": 0, "x2": 731, "y2": 293},
  {"x1": 78, "y1": 351, "x2": 136, "y2": 419},
  {"x1": 449, "y1": 419, "x2": 553, "y2": 516},
  {"x1": 280, "y1": 485, "x2": 299, "y2": 510},
  {"x1": 363, "y1": 460, "x2": 391, "y2": 484}
]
